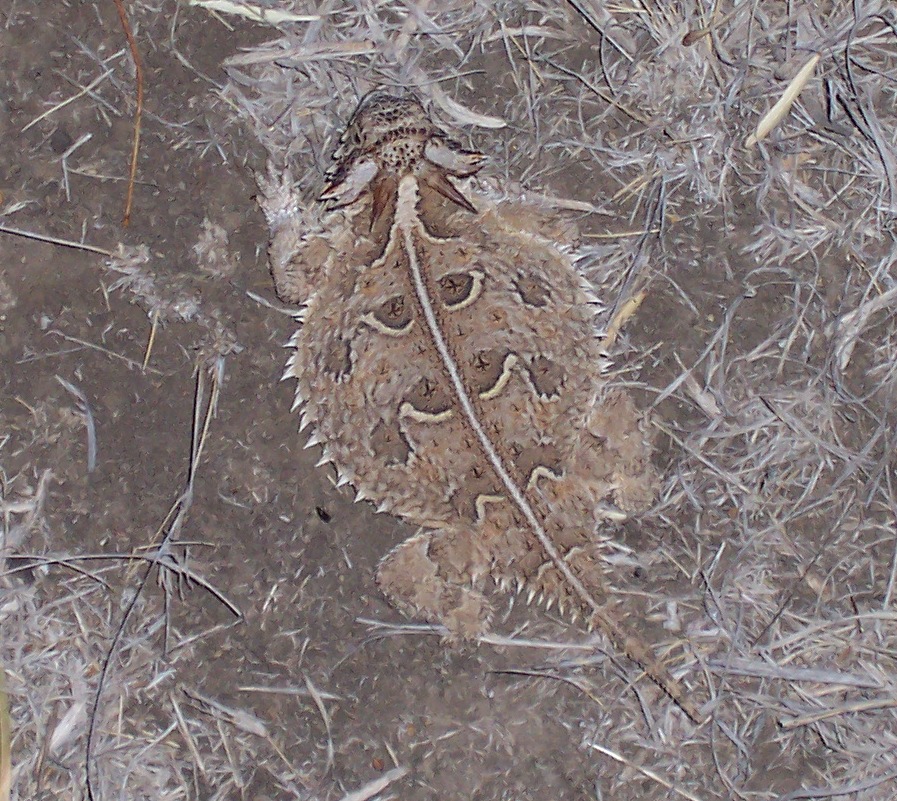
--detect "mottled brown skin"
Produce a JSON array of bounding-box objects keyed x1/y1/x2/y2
[{"x1": 261, "y1": 91, "x2": 700, "y2": 721}]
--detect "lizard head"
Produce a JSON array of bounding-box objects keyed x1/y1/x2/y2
[{"x1": 319, "y1": 90, "x2": 485, "y2": 225}]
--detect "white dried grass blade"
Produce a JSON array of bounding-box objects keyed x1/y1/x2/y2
[
  {"x1": 225, "y1": 39, "x2": 376, "y2": 67},
  {"x1": 0, "y1": 199, "x2": 30, "y2": 216},
  {"x1": 708, "y1": 657, "x2": 881, "y2": 689},
  {"x1": 430, "y1": 86, "x2": 506, "y2": 129},
  {"x1": 828, "y1": 285, "x2": 897, "y2": 372},
  {"x1": 2, "y1": 469, "x2": 52, "y2": 550},
  {"x1": 305, "y1": 675, "x2": 335, "y2": 774},
  {"x1": 188, "y1": 0, "x2": 319, "y2": 25},
  {"x1": 170, "y1": 693, "x2": 208, "y2": 778},
  {"x1": 0, "y1": 668, "x2": 9, "y2": 801},
  {"x1": 50, "y1": 700, "x2": 86, "y2": 755},
  {"x1": 588, "y1": 742, "x2": 710, "y2": 801},
  {"x1": 0, "y1": 224, "x2": 113, "y2": 257},
  {"x1": 55, "y1": 375, "x2": 97, "y2": 472},
  {"x1": 481, "y1": 25, "x2": 569, "y2": 43},
  {"x1": 358, "y1": 616, "x2": 595, "y2": 650},
  {"x1": 338, "y1": 765, "x2": 409, "y2": 801},
  {"x1": 238, "y1": 684, "x2": 342, "y2": 701},
  {"x1": 188, "y1": 690, "x2": 270, "y2": 738},
  {"x1": 683, "y1": 374, "x2": 723, "y2": 419},
  {"x1": 745, "y1": 54, "x2": 820, "y2": 147},
  {"x1": 21, "y1": 70, "x2": 112, "y2": 132},
  {"x1": 279, "y1": 41, "x2": 380, "y2": 64},
  {"x1": 781, "y1": 696, "x2": 897, "y2": 729},
  {"x1": 245, "y1": 290, "x2": 294, "y2": 314},
  {"x1": 520, "y1": 191, "x2": 606, "y2": 214}
]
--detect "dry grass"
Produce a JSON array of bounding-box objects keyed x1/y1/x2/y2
[{"x1": 2, "y1": 0, "x2": 897, "y2": 798}]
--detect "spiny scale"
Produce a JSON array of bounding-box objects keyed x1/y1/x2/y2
[{"x1": 261, "y1": 90, "x2": 702, "y2": 723}]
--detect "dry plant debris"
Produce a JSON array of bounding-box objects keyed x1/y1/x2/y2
[{"x1": 1, "y1": 1, "x2": 896, "y2": 799}]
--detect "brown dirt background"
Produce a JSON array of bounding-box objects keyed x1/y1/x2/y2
[{"x1": 2, "y1": 2, "x2": 896, "y2": 800}]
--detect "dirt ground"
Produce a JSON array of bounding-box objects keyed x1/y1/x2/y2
[{"x1": 3, "y1": 2, "x2": 897, "y2": 800}]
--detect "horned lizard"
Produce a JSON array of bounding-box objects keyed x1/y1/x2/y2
[{"x1": 259, "y1": 90, "x2": 700, "y2": 722}]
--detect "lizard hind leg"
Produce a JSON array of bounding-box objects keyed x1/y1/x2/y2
[{"x1": 376, "y1": 528, "x2": 494, "y2": 640}]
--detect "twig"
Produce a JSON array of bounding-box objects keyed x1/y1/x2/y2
[
  {"x1": 85, "y1": 360, "x2": 226, "y2": 801},
  {"x1": 112, "y1": 0, "x2": 143, "y2": 225},
  {"x1": 142, "y1": 310, "x2": 160, "y2": 371}
]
